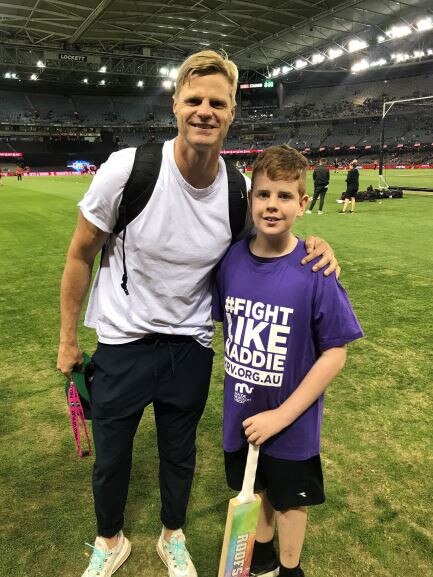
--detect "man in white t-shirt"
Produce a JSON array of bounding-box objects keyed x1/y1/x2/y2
[{"x1": 57, "y1": 50, "x2": 339, "y2": 577}]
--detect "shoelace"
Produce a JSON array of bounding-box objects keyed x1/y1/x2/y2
[
  {"x1": 84, "y1": 542, "x2": 112, "y2": 575},
  {"x1": 166, "y1": 537, "x2": 188, "y2": 570}
]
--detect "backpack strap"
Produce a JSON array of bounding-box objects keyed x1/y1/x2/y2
[
  {"x1": 113, "y1": 142, "x2": 163, "y2": 235},
  {"x1": 224, "y1": 158, "x2": 248, "y2": 242}
]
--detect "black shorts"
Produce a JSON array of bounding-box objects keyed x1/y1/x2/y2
[
  {"x1": 342, "y1": 189, "x2": 357, "y2": 199},
  {"x1": 224, "y1": 447, "x2": 325, "y2": 510}
]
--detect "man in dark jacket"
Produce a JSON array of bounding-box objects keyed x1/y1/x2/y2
[
  {"x1": 340, "y1": 159, "x2": 359, "y2": 213},
  {"x1": 307, "y1": 158, "x2": 330, "y2": 214}
]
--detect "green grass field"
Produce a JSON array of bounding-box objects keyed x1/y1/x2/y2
[{"x1": 1, "y1": 169, "x2": 433, "y2": 577}]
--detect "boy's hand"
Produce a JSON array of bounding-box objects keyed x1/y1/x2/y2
[
  {"x1": 302, "y1": 236, "x2": 341, "y2": 278},
  {"x1": 242, "y1": 409, "x2": 288, "y2": 445}
]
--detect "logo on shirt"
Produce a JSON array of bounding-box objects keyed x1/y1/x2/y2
[
  {"x1": 234, "y1": 382, "x2": 253, "y2": 404},
  {"x1": 235, "y1": 382, "x2": 254, "y2": 395},
  {"x1": 224, "y1": 296, "x2": 293, "y2": 388}
]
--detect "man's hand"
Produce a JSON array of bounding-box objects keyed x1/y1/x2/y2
[
  {"x1": 302, "y1": 236, "x2": 340, "y2": 277},
  {"x1": 57, "y1": 342, "x2": 83, "y2": 380},
  {"x1": 242, "y1": 409, "x2": 289, "y2": 445}
]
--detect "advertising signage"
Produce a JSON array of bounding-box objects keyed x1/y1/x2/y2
[{"x1": 239, "y1": 81, "x2": 274, "y2": 89}]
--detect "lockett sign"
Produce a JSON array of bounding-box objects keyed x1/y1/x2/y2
[{"x1": 58, "y1": 53, "x2": 87, "y2": 62}]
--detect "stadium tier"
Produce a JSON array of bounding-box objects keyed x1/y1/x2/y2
[{"x1": 1, "y1": 70, "x2": 432, "y2": 168}]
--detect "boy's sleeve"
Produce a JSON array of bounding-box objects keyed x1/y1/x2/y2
[
  {"x1": 313, "y1": 273, "x2": 364, "y2": 351},
  {"x1": 212, "y1": 263, "x2": 224, "y2": 322}
]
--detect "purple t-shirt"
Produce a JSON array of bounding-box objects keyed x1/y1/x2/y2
[{"x1": 213, "y1": 237, "x2": 363, "y2": 460}]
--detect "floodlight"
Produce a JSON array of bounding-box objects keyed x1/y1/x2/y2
[
  {"x1": 99, "y1": 79, "x2": 106, "y2": 85},
  {"x1": 30, "y1": 74, "x2": 38, "y2": 80},
  {"x1": 351, "y1": 59, "x2": 369, "y2": 73},
  {"x1": 416, "y1": 17, "x2": 433, "y2": 32},
  {"x1": 370, "y1": 58, "x2": 387, "y2": 67},
  {"x1": 328, "y1": 47, "x2": 343, "y2": 60},
  {"x1": 271, "y1": 67, "x2": 281, "y2": 77},
  {"x1": 36, "y1": 60, "x2": 45, "y2": 68},
  {"x1": 83, "y1": 78, "x2": 88, "y2": 84},
  {"x1": 159, "y1": 66, "x2": 168, "y2": 76},
  {"x1": 347, "y1": 39, "x2": 368, "y2": 52},
  {"x1": 99, "y1": 66, "x2": 107, "y2": 73},
  {"x1": 311, "y1": 53, "x2": 325, "y2": 64},
  {"x1": 377, "y1": 35, "x2": 386, "y2": 43},
  {"x1": 162, "y1": 79, "x2": 172, "y2": 89},
  {"x1": 282, "y1": 65, "x2": 291, "y2": 74},
  {"x1": 393, "y1": 53, "x2": 410, "y2": 63},
  {"x1": 169, "y1": 68, "x2": 178, "y2": 79},
  {"x1": 137, "y1": 80, "x2": 144, "y2": 87},
  {"x1": 413, "y1": 50, "x2": 425, "y2": 58},
  {"x1": 387, "y1": 25, "x2": 411, "y2": 39},
  {"x1": 295, "y1": 59, "x2": 307, "y2": 69}
]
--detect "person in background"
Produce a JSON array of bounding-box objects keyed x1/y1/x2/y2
[
  {"x1": 306, "y1": 158, "x2": 330, "y2": 215},
  {"x1": 340, "y1": 160, "x2": 359, "y2": 214}
]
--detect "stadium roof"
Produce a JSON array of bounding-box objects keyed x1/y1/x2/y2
[{"x1": 0, "y1": 0, "x2": 432, "y2": 87}]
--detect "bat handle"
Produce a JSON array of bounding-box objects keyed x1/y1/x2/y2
[{"x1": 237, "y1": 443, "x2": 260, "y2": 504}]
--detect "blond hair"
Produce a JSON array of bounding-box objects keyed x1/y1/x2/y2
[
  {"x1": 251, "y1": 145, "x2": 308, "y2": 197},
  {"x1": 173, "y1": 50, "x2": 238, "y2": 105}
]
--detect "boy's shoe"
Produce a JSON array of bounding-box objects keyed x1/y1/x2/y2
[
  {"x1": 250, "y1": 557, "x2": 280, "y2": 577},
  {"x1": 156, "y1": 528, "x2": 197, "y2": 577},
  {"x1": 81, "y1": 531, "x2": 131, "y2": 577},
  {"x1": 318, "y1": 210, "x2": 323, "y2": 215},
  {"x1": 306, "y1": 210, "x2": 312, "y2": 214}
]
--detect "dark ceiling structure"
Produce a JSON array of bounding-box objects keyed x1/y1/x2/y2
[{"x1": 0, "y1": 0, "x2": 432, "y2": 88}]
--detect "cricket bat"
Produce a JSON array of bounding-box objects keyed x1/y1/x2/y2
[{"x1": 218, "y1": 443, "x2": 261, "y2": 577}]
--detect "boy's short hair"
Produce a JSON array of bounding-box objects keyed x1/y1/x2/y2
[
  {"x1": 251, "y1": 145, "x2": 309, "y2": 197},
  {"x1": 173, "y1": 50, "x2": 238, "y2": 106}
]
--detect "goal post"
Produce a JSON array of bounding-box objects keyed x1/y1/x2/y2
[{"x1": 378, "y1": 95, "x2": 433, "y2": 189}]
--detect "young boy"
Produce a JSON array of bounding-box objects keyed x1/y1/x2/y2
[{"x1": 212, "y1": 145, "x2": 363, "y2": 577}]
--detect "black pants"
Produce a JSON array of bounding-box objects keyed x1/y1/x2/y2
[
  {"x1": 309, "y1": 185, "x2": 327, "y2": 211},
  {"x1": 90, "y1": 335, "x2": 214, "y2": 537}
]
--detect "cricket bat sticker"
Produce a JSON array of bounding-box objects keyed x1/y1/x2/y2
[{"x1": 218, "y1": 443, "x2": 261, "y2": 577}]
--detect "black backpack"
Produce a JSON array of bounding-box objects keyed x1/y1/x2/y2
[{"x1": 105, "y1": 142, "x2": 249, "y2": 295}]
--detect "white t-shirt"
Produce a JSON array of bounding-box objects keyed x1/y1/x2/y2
[{"x1": 79, "y1": 138, "x2": 248, "y2": 347}]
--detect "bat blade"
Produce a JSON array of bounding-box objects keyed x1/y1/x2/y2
[{"x1": 217, "y1": 493, "x2": 262, "y2": 577}]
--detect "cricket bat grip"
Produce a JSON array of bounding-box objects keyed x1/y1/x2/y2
[{"x1": 237, "y1": 443, "x2": 260, "y2": 504}]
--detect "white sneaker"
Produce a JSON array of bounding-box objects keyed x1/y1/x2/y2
[
  {"x1": 306, "y1": 209, "x2": 312, "y2": 214},
  {"x1": 81, "y1": 531, "x2": 131, "y2": 577},
  {"x1": 156, "y1": 528, "x2": 197, "y2": 577},
  {"x1": 318, "y1": 210, "x2": 323, "y2": 214}
]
